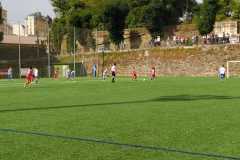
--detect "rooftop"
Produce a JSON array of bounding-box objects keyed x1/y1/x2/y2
[{"x1": 1, "y1": 35, "x2": 46, "y2": 45}]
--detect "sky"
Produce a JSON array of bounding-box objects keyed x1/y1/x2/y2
[
  {"x1": 1, "y1": 0, "x2": 202, "y2": 24},
  {"x1": 1, "y1": 0, "x2": 55, "y2": 23}
]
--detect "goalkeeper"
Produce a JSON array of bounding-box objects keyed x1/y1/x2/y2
[{"x1": 218, "y1": 65, "x2": 226, "y2": 80}]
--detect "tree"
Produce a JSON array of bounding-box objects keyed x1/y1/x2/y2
[
  {"x1": 51, "y1": 0, "x2": 97, "y2": 52},
  {"x1": 51, "y1": 0, "x2": 70, "y2": 16},
  {"x1": 67, "y1": 3, "x2": 96, "y2": 50},
  {"x1": 213, "y1": 0, "x2": 240, "y2": 20},
  {"x1": 51, "y1": 18, "x2": 66, "y2": 54},
  {"x1": 50, "y1": 0, "x2": 198, "y2": 51},
  {"x1": 231, "y1": 0, "x2": 240, "y2": 19},
  {"x1": 126, "y1": 6, "x2": 146, "y2": 28},
  {"x1": 127, "y1": 0, "x2": 150, "y2": 8},
  {"x1": 142, "y1": 1, "x2": 165, "y2": 37},
  {"x1": 101, "y1": 0, "x2": 129, "y2": 46},
  {"x1": 197, "y1": 0, "x2": 219, "y2": 35},
  {"x1": 127, "y1": 0, "x2": 197, "y2": 37},
  {"x1": 216, "y1": 0, "x2": 233, "y2": 20},
  {"x1": 126, "y1": 0, "x2": 150, "y2": 28}
]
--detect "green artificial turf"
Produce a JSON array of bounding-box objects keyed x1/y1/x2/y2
[{"x1": 0, "y1": 77, "x2": 239, "y2": 160}]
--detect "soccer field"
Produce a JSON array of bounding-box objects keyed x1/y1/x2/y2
[{"x1": 0, "y1": 77, "x2": 240, "y2": 160}]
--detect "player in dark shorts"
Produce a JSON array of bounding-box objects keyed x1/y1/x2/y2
[
  {"x1": 111, "y1": 63, "x2": 116, "y2": 83},
  {"x1": 151, "y1": 67, "x2": 156, "y2": 80},
  {"x1": 132, "y1": 67, "x2": 137, "y2": 80}
]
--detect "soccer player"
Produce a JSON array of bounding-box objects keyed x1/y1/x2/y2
[
  {"x1": 103, "y1": 68, "x2": 108, "y2": 80},
  {"x1": 7, "y1": 67, "x2": 13, "y2": 80},
  {"x1": 111, "y1": 63, "x2": 117, "y2": 83},
  {"x1": 151, "y1": 67, "x2": 156, "y2": 80},
  {"x1": 33, "y1": 67, "x2": 39, "y2": 84},
  {"x1": 70, "y1": 70, "x2": 75, "y2": 80},
  {"x1": 131, "y1": 67, "x2": 137, "y2": 80},
  {"x1": 219, "y1": 65, "x2": 226, "y2": 80},
  {"x1": 65, "y1": 68, "x2": 70, "y2": 79},
  {"x1": 24, "y1": 67, "x2": 34, "y2": 88}
]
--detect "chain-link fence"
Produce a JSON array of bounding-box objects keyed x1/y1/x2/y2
[{"x1": 0, "y1": 25, "x2": 216, "y2": 79}]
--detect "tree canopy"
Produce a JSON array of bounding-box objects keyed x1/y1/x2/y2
[
  {"x1": 101, "y1": 0, "x2": 129, "y2": 45},
  {"x1": 51, "y1": 0, "x2": 197, "y2": 47},
  {"x1": 50, "y1": 0, "x2": 240, "y2": 52},
  {"x1": 197, "y1": 0, "x2": 219, "y2": 35}
]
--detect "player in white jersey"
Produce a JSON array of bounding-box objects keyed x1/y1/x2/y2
[
  {"x1": 219, "y1": 65, "x2": 226, "y2": 80},
  {"x1": 111, "y1": 63, "x2": 116, "y2": 83},
  {"x1": 103, "y1": 68, "x2": 108, "y2": 80},
  {"x1": 33, "y1": 68, "x2": 39, "y2": 84},
  {"x1": 7, "y1": 67, "x2": 13, "y2": 80}
]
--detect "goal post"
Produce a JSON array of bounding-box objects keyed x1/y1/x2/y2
[{"x1": 226, "y1": 60, "x2": 240, "y2": 78}]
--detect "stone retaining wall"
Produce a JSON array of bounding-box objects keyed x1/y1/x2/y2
[{"x1": 58, "y1": 44, "x2": 240, "y2": 77}]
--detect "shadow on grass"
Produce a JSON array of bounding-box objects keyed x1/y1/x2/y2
[
  {"x1": 0, "y1": 95, "x2": 239, "y2": 113},
  {"x1": 154, "y1": 95, "x2": 238, "y2": 101}
]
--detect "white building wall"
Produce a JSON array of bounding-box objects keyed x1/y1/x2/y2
[
  {"x1": 12, "y1": 24, "x2": 26, "y2": 36},
  {"x1": 214, "y1": 21, "x2": 239, "y2": 37},
  {"x1": 26, "y1": 16, "x2": 35, "y2": 36}
]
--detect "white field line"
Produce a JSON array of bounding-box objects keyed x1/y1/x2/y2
[{"x1": 0, "y1": 83, "x2": 24, "y2": 87}]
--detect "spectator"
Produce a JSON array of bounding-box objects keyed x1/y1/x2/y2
[{"x1": 154, "y1": 36, "x2": 161, "y2": 46}]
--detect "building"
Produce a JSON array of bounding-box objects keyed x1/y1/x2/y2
[
  {"x1": 1, "y1": 8, "x2": 7, "y2": 24},
  {"x1": 0, "y1": 8, "x2": 13, "y2": 35},
  {"x1": 12, "y1": 12, "x2": 51, "y2": 37},
  {"x1": 12, "y1": 24, "x2": 27, "y2": 36},
  {"x1": 25, "y1": 12, "x2": 50, "y2": 37},
  {"x1": 1, "y1": 35, "x2": 46, "y2": 45},
  {"x1": 214, "y1": 20, "x2": 240, "y2": 37},
  {"x1": 0, "y1": 23, "x2": 13, "y2": 35}
]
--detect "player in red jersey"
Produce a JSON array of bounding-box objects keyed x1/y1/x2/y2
[
  {"x1": 150, "y1": 67, "x2": 156, "y2": 80},
  {"x1": 131, "y1": 67, "x2": 137, "y2": 80},
  {"x1": 24, "y1": 67, "x2": 34, "y2": 88}
]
